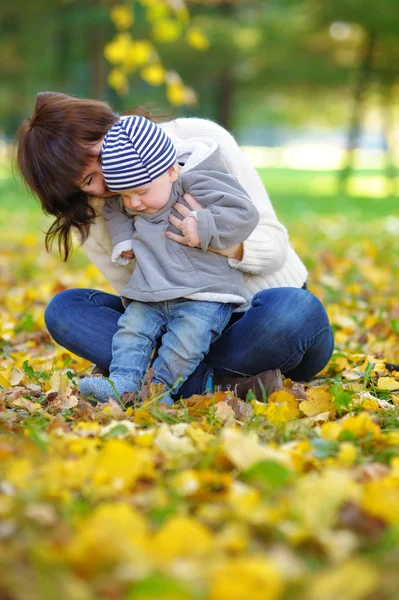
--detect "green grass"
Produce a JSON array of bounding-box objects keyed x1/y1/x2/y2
[
  {"x1": 258, "y1": 168, "x2": 398, "y2": 224},
  {"x1": 0, "y1": 166, "x2": 50, "y2": 234},
  {"x1": 1, "y1": 166, "x2": 397, "y2": 236}
]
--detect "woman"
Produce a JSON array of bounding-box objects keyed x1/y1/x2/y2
[{"x1": 16, "y1": 92, "x2": 334, "y2": 399}]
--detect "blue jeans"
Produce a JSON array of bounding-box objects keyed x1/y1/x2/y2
[
  {"x1": 45, "y1": 287, "x2": 334, "y2": 397},
  {"x1": 79, "y1": 299, "x2": 231, "y2": 404}
]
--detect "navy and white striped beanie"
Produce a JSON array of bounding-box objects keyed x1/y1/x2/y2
[{"x1": 101, "y1": 115, "x2": 177, "y2": 192}]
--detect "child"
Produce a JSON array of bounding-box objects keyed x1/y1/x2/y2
[{"x1": 78, "y1": 115, "x2": 259, "y2": 405}]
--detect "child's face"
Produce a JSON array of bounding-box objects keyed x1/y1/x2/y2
[{"x1": 119, "y1": 164, "x2": 180, "y2": 214}]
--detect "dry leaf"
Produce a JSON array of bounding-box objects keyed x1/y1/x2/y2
[
  {"x1": 300, "y1": 387, "x2": 333, "y2": 417},
  {"x1": 377, "y1": 376, "x2": 399, "y2": 391},
  {"x1": 215, "y1": 401, "x2": 236, "y2": 424}
]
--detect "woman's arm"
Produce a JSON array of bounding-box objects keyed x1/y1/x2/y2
[{"x1": 162, "y1": 118, "x2": 289, "y2": 276}]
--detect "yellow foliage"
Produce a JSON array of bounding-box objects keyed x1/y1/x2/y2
[
  {"x1": 152, "y1": 515, "x2": 213, "y2": 561},
  {"x1": 107, "y1": 68, "x2": 128, "y2": 93},
  {"x1": 66, "y1": 503, "x2": 149, "y2": 571},
  {"x1": 362, "y1": 476, "x2": 399, "y2": 524},
  {"x1": 4, "y1": 209, "x2": 399, "y2": 596},
  {"x1": 210, "y1": 557, "x2": 284, "y2": 600},
  {"x1": 186, "y1": 27, "x2": 210, "y2": 51},
  {"x1": 300, "y1": 387, "x2": 333, "y2": 416},
  {"x1": 152, "y1": 18, "x2": 182, "y2": 43},
  {"x1": 265, "y1": 389, "x2": 300, "y2": 424},
  {"x1": 91, "y1": 439, "x2": 155, "y2": 493},
  {"x1": 104, "y1": 33, "x2": 133, "y2": 64},
  {"x1": 335, "y1": 442, "x2": 357, "y2": 467},
  {"x1": 103, "y1": 0, "x2": 205, "y2": 105},
  {"x1": 308, "y1": 559, "x2": 379, "y2": 600},
  {"x1": 111, "y1": 5, "x2": 134, "y2": 31},
  {"x1": 292, "y1": 469, "x2": 360, "y2": 535},
  {"x1": 128, "y1": 40, "x2": 153, "y2": 66},
  {"x1": 140, "y1": 63, "x2": 166, "y2": 85},
  {"x1": 377, "y1": 376, "x2": 399, "y2": 391},
  {"x1": 166, "y1": 81, "x2": 187, "y2": 106},
  {"x1": 341, "y1": 412, "x2": 382, "y2": 440}
]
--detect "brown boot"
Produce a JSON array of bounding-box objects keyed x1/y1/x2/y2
[
  {"x1": 91, "y1": 365, "x2": 110, "y2": 377},
  {"x1": 213, "y1": 369, "x2": 283, "y2": 402}
]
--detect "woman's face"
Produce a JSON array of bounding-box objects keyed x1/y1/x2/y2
[{"x1": 79, "y1": 138, "x2": 117, "y2": 198}]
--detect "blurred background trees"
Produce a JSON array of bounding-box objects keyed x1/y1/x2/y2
[{"x1": 0, "y1": 0, "x2": 398, "y2": 191}]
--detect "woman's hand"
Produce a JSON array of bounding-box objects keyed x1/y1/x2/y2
[
  {"x1": 166, "y1": 193, "x2": 244, "y2": 261},
  {"x1": 166, "y1": 196, "x2": 201, "y2": 248}
]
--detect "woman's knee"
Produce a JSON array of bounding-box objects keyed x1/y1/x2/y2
[
  {"x1": 253, "y1": 287, "x2": 330, "y2": 335},
  {"x1": 44, "y1": 289, "x2": 82, "y2": 339}
]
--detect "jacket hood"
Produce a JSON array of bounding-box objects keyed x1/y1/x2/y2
[{"x1": 173, "y1": 137, "x2": 219, "y2": 174}]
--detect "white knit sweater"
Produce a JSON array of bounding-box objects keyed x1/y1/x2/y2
[{"x1": 82, "y1": 117, "x2": 308, "y2": 298}]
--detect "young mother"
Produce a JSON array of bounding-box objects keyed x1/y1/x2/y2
[{"x1": 17, "y1": 92, "x2": 334, "y2": 398}]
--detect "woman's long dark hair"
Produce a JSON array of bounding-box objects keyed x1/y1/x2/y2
[{"x1": 16, "y1": 92, "x2": 170, "y2": 260}]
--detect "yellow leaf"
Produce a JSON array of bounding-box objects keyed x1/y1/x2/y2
[
  {"x1": 9, "y1": 367, "x2": 24, "y2": 386},
  {"x1": 48, "y1": 371, "x2": 70, "y2": 395},
  {"x1": 153, "y1": 423, "x2": 195, "y2": 456},
  {"x1": 92, "y1": 439, "x2": 154, "y2": 492},
  {"x1": 128, "y1": 40, "x2": 153, "y2": 66},
  {"x1": 152, "y1": 515, "x2": 212, "y2": 561},
  {"x1": 336, "y1": 442, "x2": 357, "y2": 467},
  {"x1": 13, "y1": 398, "x2": 42, "y2": 414},
  {"x1": 110, "y1": 5, "x2": 134, "y2": 31},
  {"x1": 186, "y1": 27, "x2": 210, "y2": 51},
  {"x1": 321, "y1": 421, "x2": 342, "y2": 441},
  {"x1": 265, "y1": 389, "x2": 300, "y2": 423},
  {"x1": 104, "y1": 33, "x2": 133, "y2": 64},
  {"x1": 107, "y1": 68, "x2": 128, "y2": 93},
  {"x1": 362, "y1": 476, "x2": 399, "y2": 524},
  {"x1": 342, "y1": 412, "x2": 382, "y2": 440},
  {"x1": 265, "y1": 401, "x2": 299, "y2": 425},
  {"x1": 140, "y1": 63, "x2": 165, "y2": 86},
  {"x1": 145, "y1": 2, "x2": 170, "y2": 22},
  {"x1": 300, "y1": 387, "x2": 333, "y2": 416},
  {"x1": 152, "y1": 18, "x2": 182, "y2": 43},
  {"x1": 358, "y1": 397, "x2": 380, "y2": 411},
  {"x1": 268, "y1": 389, "x2": 298, "y2": 408},
  {"x1": 0, "y1": 372, "x2": 11, "y2": 388},
  {"x1": 166, "y1": 81, "x2": 186, "y2": 106},
  {"x1": 210, "y1": 557, "x2": 284, "y2": 600},
  {"x1": 133, "y1": 407, "x2": 157, "y2": 425},
  {"x1": 222, "y1": 428, "x2": 291, "y2": 471},
  {"x1": 308, "y1": 559, "x2": 378, "y2": 600},
  {"x1": 66, "y1": 503, "x2": 149, "y2": 572},
  {"x1": 377, "y1": 376, "x2": 399, "y2": 391}
]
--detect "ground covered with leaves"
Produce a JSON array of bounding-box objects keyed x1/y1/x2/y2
[{"x1": 2, "y1": 198, "x2": 399, "y2": 599}]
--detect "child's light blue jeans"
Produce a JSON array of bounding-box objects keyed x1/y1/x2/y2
[{"x1": 78, "y1": 298, "x2": 232, "y2": 405}]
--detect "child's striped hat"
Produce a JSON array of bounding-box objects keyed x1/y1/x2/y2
[{"x1": 101, "y1": 115, "x2": 177, "y2": 192}]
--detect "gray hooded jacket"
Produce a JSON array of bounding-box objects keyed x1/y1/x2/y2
[{"x1": 103, "y1": 139, "x2": 259, "y2": 306}]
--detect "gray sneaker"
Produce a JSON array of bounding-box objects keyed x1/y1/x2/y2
[{"x1": 213, "y1": 369, "x2": 283, "y2": 402}]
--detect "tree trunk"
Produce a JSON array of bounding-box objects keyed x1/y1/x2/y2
[
  {"x1": 89, "y1": 8, "x2": 108, "y2": 99},
  {"x1": 381, "y1": 82, "x2": 397, "y2": 198},
  {"x1": 338, "y1": 31, "x2": 376, "y2": 195},
  {"x1": 215, "y1": 66, "x2": 235, "y2": 131},
  {"x1": 214, "y1": 1, "x2": 236, "y2": 132}
]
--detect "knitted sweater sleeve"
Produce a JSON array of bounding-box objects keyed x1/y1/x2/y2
[
  {"x1": 162, "y1": 118, "x2": 289, "y2": 276},
  {"x1": 80, "y1": 214, "x2": 135, "y2": 295}
]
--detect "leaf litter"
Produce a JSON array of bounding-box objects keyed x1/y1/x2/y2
[{"x1": 1, "y1": 218, "x2": 399, "y2": 599}]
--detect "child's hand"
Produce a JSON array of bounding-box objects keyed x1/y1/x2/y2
[
  {"x1": 181, "y1": 216, "x2": 200, "y2": 247},
  {"x1": 121, "y1": 249, "x2": 134, "y2": 260}
]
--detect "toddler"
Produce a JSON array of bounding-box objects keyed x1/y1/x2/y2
[{"x1": 78, "y1": 115, "x2": 259, "y2": 405}]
